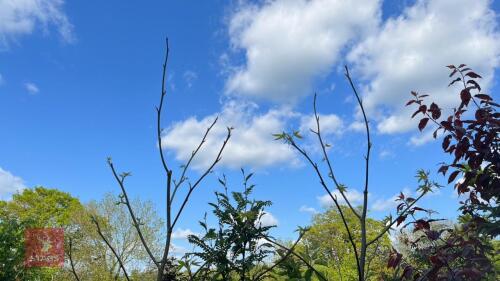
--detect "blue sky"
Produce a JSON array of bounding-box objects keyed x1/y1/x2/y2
[{"x1": 1, "y1": 0, "x2": 499, "y2": 252}]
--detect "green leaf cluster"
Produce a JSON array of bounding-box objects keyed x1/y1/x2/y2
[{"x1": 186, "y1": 171, "x2": 276, "y2": 280}]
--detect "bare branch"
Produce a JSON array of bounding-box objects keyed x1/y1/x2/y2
[
  {"x1": 157, "y1": 38, "x2": 171, "y2": 175},
  {"x1": 344, "y1": 66, "x2": 371, "y2": 199},
  {"x1": 68, "y1": 238, "x2": 81, "y2": 281},
  {"x1": 172, "y1": 126, "x2": 232, "y2": 229},
  {"x1": 287, "y1": 138, "x2": 361, "y2": 275},
  {"x1": 171, "y1": 117, "x2": 219, "y2": 202},
  {"x1": 312, "y1": 93, "x2": 360, "y2": 218},
  {"x1": 91, "y1": 216, "x2": 131, "y2": 281},
  {"x1": 345, "y1": 65, "x2": 372, "y2": 280},
  {"x1": 107, "y1": 160, "x2": 159, "y2": 266}
]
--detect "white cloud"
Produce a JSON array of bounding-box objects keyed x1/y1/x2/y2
[
  {"x1": 0, "y1": 0, "x2": 74, "y2": 47},
  {"x1": 299, "y1": 113, "x2": 343, "y2": 136},
  {"x1": 161, "y1": 101, "x2": 299, "y2": 170},
  {"x1": 226, "y1": 0, "x2": 381, "y2": 104},
  {"x1": 25, "y1": 82, "x2": 39, "y2": 94},
  {"x1": 257, "y1": 211, "x2": 278, "y2": 227},
  {"x1": 299, "y1": 205, "x2": 319, "y2": 214},
  {"x1": 0, "y1": 167, "x2": 26, "y2": 200},
  {"x1": 348, "y1": 121, "x2": 366, "y2": 132},
  {"x1": 318, "y1": 188, "x2": 364, "y2": 208},
  {"x1": 183, "y1": 70, "x2": 198, "y2": 88},
  {"x1": 348, "y1": 0, "x2": 500, "y2": 134},
  {"x1": 172, "y1": 228, "x2": 198, "y2": 240}
]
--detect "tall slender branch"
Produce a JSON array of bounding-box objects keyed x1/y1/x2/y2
[
  {"x1": 312, "y1": 93, "x2": 360, "y2": 218},
  {"x1": 157, "y1": 38, "x2": 171, "y2": 175},
  {"x1": 107, "y1": 160, "x2": 159, "y2": 266},
  {"x1": 91, "y1": 216, "x2": 131, "y2": 281},
  {"x1": 287, "y1": 139, "x2": 361, "y2": 275},
  {"x1": 345, "y1": 65, "x2": 371, "y2": 280},
  {"x1": 68, "y1": 238, "x2": 81, "y2": 281},
  {"x1": 344, "y1": 67, "x2": 371, "y2": 204}
]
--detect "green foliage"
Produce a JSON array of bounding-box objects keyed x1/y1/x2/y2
[
  {"x1": 66, "y1": 193, "x2": 164, "y2": 281},
  {"x1": 0, "y1": 187, "x2": 84, "y2": 281},
  {"x1": 0, "y1": 202, "x2": 25, "y2": 281},
  {"x1": 4, "y1": 186, "x2": 83, "y2": 228},
  {"x1": 186, "y1": 171, "x2": 276, "y2": 280},
  {"x1": 0, "y1": 188, "x2": 165, "y2": 281},
  {"x1": 274, "y1": 206, "x2": 391, "y2": 281}
]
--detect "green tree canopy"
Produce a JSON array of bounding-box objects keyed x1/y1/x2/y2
[
  {"x1": 274, "y1": 206, "x2": 391, "y2": 281},
  {"x1": 0, "y1": 186, "x2": 84, "y2": 281}
]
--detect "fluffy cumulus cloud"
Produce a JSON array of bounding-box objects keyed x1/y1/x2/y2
[
  {"x1": 162, "y1": 98, "x2": 348, "y2": 170},
  {"x1": 0, "y1": 167, "x2": 26, "y2": 200},
  {"x1": 348, "y1": 0, "x2": 500, "y2": 135},
  {"x1": 318, "y1": 189, "x2": 364, "y2": 208},
  {"x1": 0, "y1": 0, "x2": 74, "y2": 47},
  {"x1": 161, "y1": 101, "x2": 299, "y2": 170},
  {"x1": 167, "y1": 0, "x2": 500, "y2": 170},
  {"x1": 226, "y1": 0, "x2": 381, "y2": 103}
]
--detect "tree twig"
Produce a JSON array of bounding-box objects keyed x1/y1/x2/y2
[
  {"x1": 171, "y1": 117, "x2": 219, "y2": 202},
  {"x1": 91, "y1": 216, "x2": 131, "y2": 281},
  {"x1": 287, "y1": 139, "x2": 361, "y2": 275},
  {"x1": 68, "y1": 238, "x2": 81, "y2": 281},
  {"x1": 344, "y1": 65, "x2": 371, "y2": 280},
  {"x1": 171, "y1": 126, "x2": 232, "y2": 229},
  {"x1": 312, "y1": 93, "x2": 361, "y2": 218},
  {"x1": 107, "y1": 160, "x2": 159, "y2": 266},
  {"x1": 157, "y1": 38, "x2": 171, "y2": 175}
]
